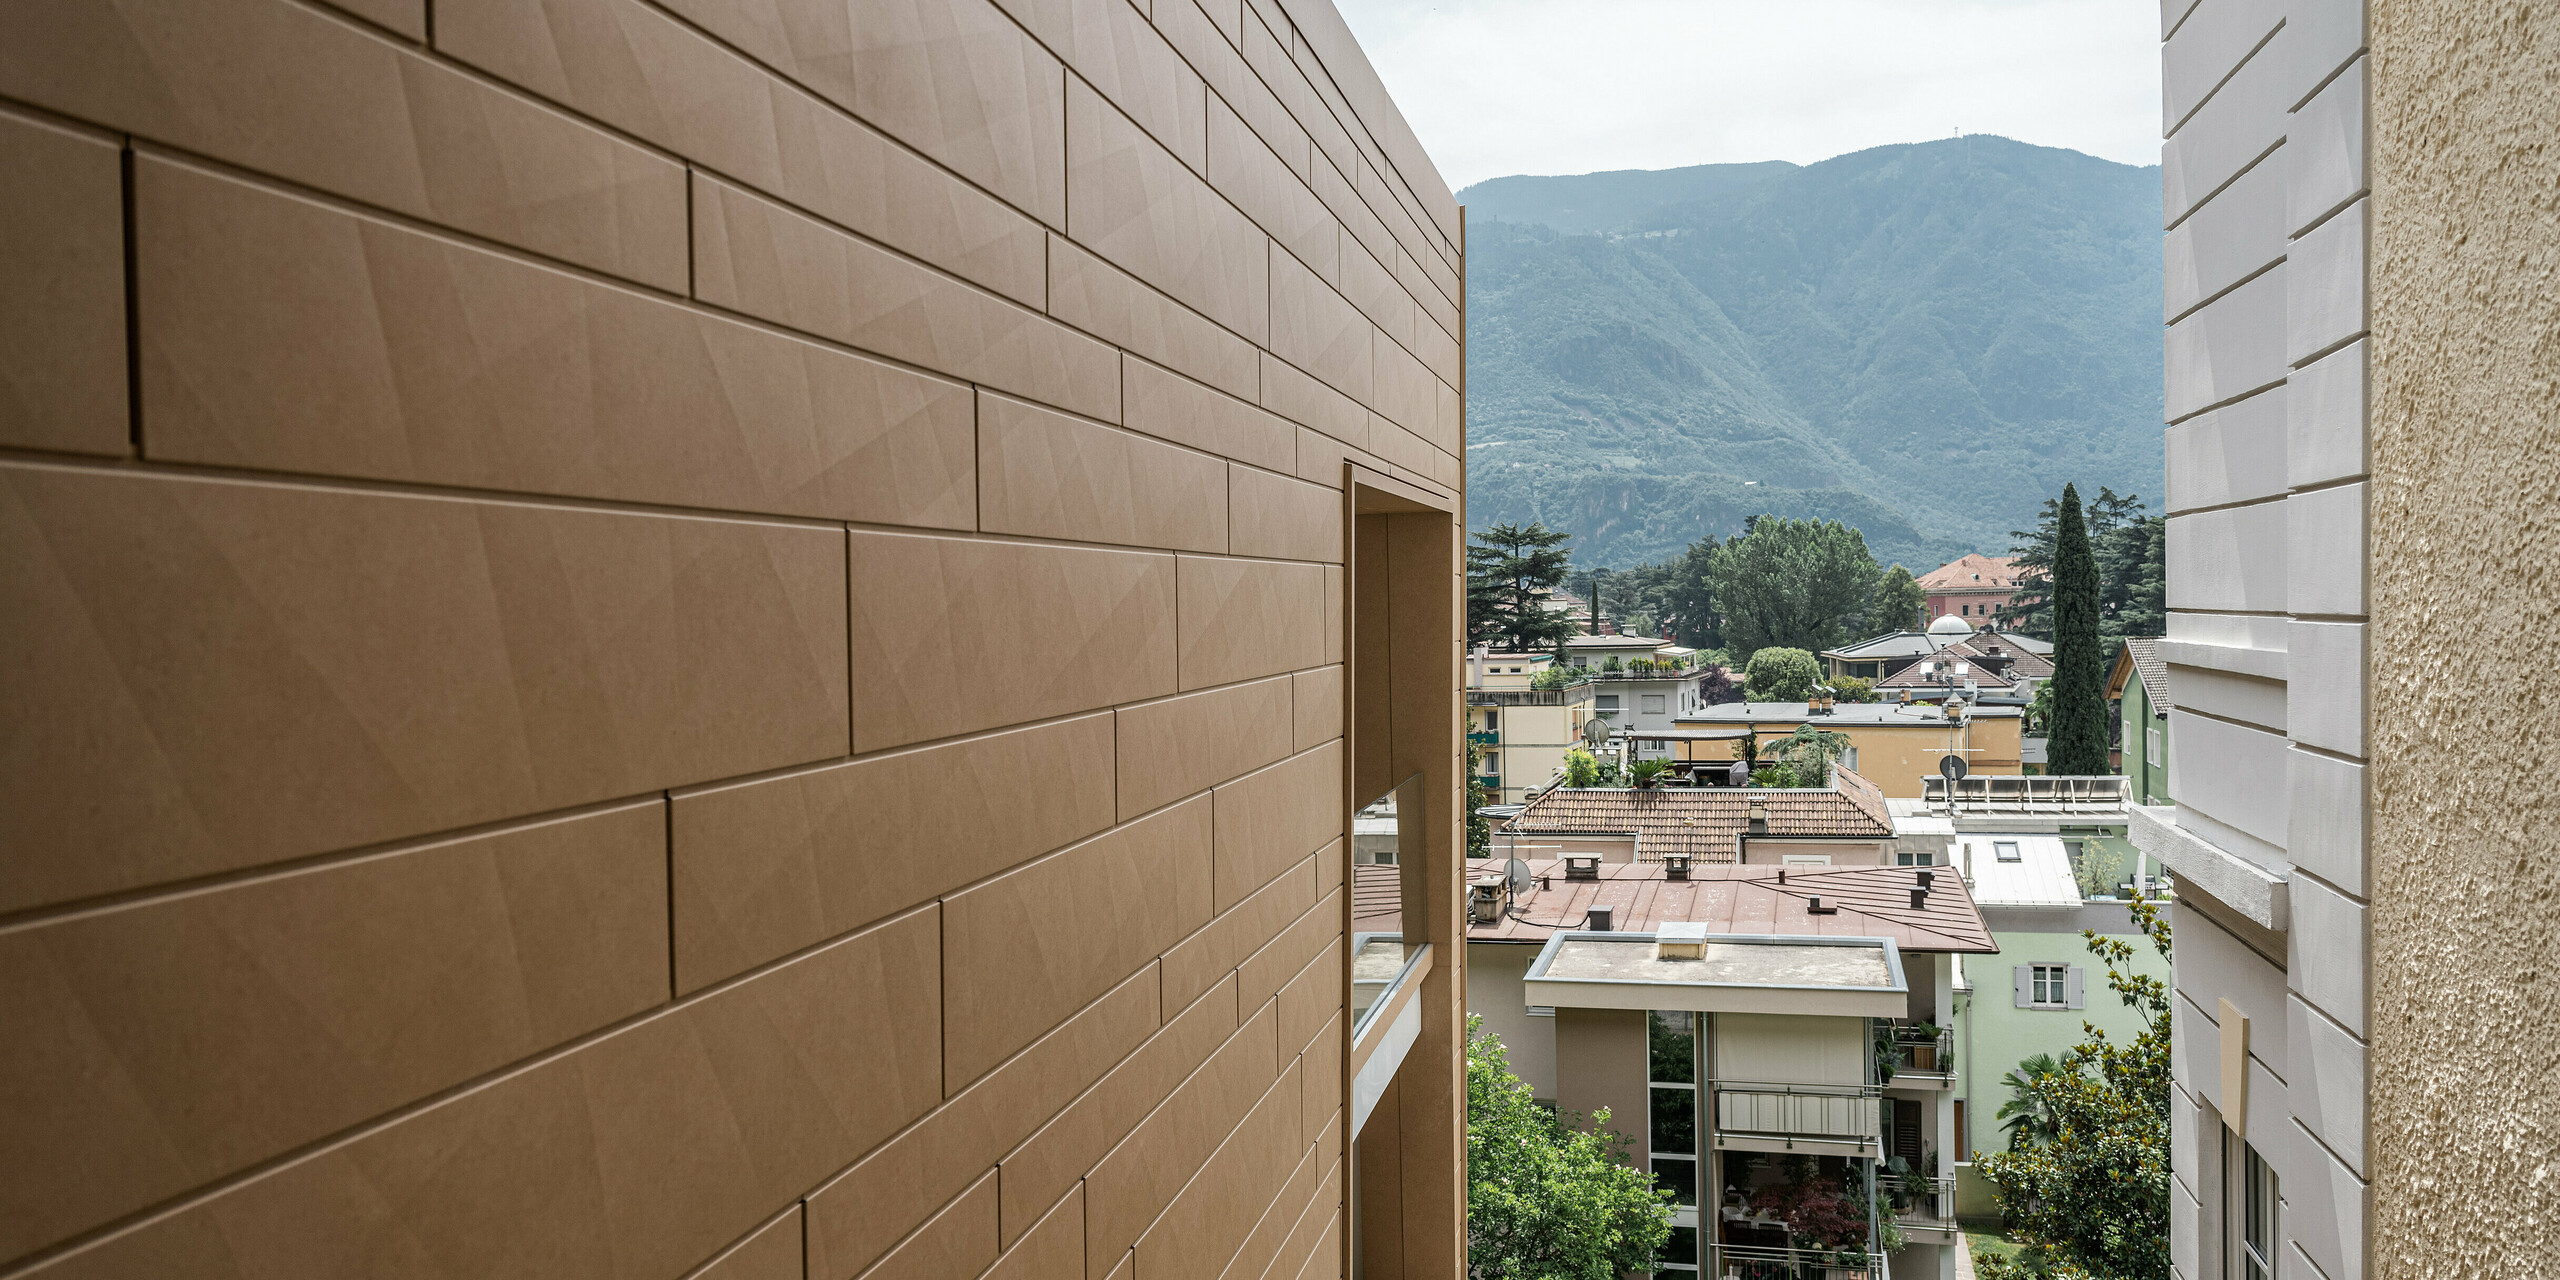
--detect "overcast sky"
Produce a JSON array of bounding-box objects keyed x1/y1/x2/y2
[{"x1": 1333, "y1": 0, "x2": 2163, "y2": 195}]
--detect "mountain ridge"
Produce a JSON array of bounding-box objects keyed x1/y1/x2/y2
[{"x1": 1459, "y1": 136, "x2": 2164, "y2": 571}]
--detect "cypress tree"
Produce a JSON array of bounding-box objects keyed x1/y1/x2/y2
[{"x1": 2046, "y1": 483, "x2": 2110, "y2": 775}]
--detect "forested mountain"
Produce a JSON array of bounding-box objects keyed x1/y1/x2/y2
[{"x1": 1461, "y1": 136, "x2": 2163, "y2": 570}]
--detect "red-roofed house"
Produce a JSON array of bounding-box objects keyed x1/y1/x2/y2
[{"x1": 1917, "y1": 554, "x2": 2022, "y2": 624}]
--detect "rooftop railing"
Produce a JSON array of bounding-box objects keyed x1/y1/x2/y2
[{"x1": 1921, "y1": 773, "x2": 2129, "y2": 813}]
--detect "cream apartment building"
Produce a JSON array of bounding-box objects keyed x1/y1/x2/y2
[
  {"x1": 2139, "y1": 3, "x2": 2557, "y2": 1279},
  {"x1": 0, "y1": 0, "x2": 1473, "y2": 1277}
]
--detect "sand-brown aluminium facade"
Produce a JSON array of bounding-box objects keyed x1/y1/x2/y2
[
  {"x1": 2367, "y1": 2, "x2": 2560, "y2": 1274},
  {"x1": 0, "y1": 0, "x2": 1469, "y2": 1275}
]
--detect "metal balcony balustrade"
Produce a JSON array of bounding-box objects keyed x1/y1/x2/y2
[
  {"x1": 1877, "y1": 1022, "x2": 1954, "y2": 1086},
  {"x1": 1464, "y1": 686, "x2": 1590, "y2": 706},
  {"x1": 1921, "y1": 773, "x2": 2130, "y2": 813},
  {"x1": 1466, "y1": 730, "x2": 1501, "y2": 745},
  {"x1": 1706, "y1": 1241, "x2": 1883, "y2": 1280},
  {"x1": 1886, "y1": 1173, "x2": 1958, "y2": 1225},
  {"x1": 1709, "y1": 1081, "x2": 1882, "y2": 1149}
]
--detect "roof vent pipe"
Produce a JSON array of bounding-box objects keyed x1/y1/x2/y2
[
  {"x1": 1586, "y1": 904, "x2": 1615, "y2": 932},
  {"x1": 1746, "y1": 800, "x2": 1768, "y2": 835}
]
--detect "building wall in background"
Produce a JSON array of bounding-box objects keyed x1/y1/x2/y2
[
  {"x1": 2366, "y1": 2, "x2": 2560, "y2": 1275},
  {"x1": 0, "y1": 0, "x2": 1463, "y2": 1273}
]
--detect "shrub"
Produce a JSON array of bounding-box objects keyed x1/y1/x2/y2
[{"x1": 1744, "y1": 647, "x2": 1822, "y2": 701}]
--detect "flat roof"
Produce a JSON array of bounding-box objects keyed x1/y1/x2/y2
[
  {"x1": 1525, "y1": 931, "x2": 1908, "y2": 1016},
  {"x1": 1676, "y1": 701, "x2": 2024, "y2": 725},
  {"x1": 1956, "y1": 834, "x2": 2083, "y2": 907},
  {"x1": 1430, "y1": 858, "x2": 1998, "y2": 953}
]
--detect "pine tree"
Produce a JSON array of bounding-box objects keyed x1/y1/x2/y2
[
  {"x1": 1466, "y1": 522, "x2": 1578, "y2": 654},
  {"x1": 2046, "y1": 484, "x2": 2110, "y2": 776}
]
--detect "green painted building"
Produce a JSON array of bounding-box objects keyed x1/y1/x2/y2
[
  {"x1": 1943, "y1": 832, "x2": 2172, "y2": 1219},
  {"x1": 2109, "y1": 636, "x2": 2172, "y2": 806}
]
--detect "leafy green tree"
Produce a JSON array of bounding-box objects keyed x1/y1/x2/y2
[
  {"x1": 1864, "y1": 563, "x2": 1926, "y2": 636},
  {"x1": 1994, "y1": 1052, "x2": 2065, "y2": 1151},
  {"x1": 1468, "y1": 523, "x2": 1578, "y2": 653},
  {"x1": 1705, "y1": 517, "x2": 1881, "y2": 662},
  {"x1": 1743, "y1": 647, "x2": 1822, "y2": 702},
  {"x1": 1560, "y1": 748, "x2": 1603, "y2": 788},
  {"x1": 1611, "y1": 539, "x2": 1722, "y2": 649},
  {"x1": 2045, "y1": 485, "x2": 2110, "y2": 776},
  {"x1": 1765, "y1": 724, "x2": 1852, "y2": 784},
  {"x1": 1467, "y1": 1016, "x2": 1672, "y2": 1279},
  {"x1": 2000, "y1": 488, "x2": 2158, "y2": 644},
  {"x1": 1833, "y1": 675, "x2": 1877, "y2": 703},
  {"x1": 1973, "y1": 900, "x2": 2173, "y2": 1280}
]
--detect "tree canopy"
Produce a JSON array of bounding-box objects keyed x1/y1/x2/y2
[
  {"x1": 1605, "y1": 538, "x2": 1721, "y2": 649},
  {"x1": 1999, "y1": 487, "x2": 2164, "y2": 648},
  {"x1": 2045, "y1": 485, "x2": 2111, "y2": 776},
  {"x1": 1743, "y1": 647, "x2": 1823, "y2": 702},
  {"x1": 1467, "y1": 1017, "x2": 1672, "y2": 1279},
  {"x1": 1864, "y1": 563, "x2": 1926, "y2": 636},
  {"x1": 1468, "y1": 522, "x2": 1578, "y2": 653},
  {"x1": 1704, "y1": 517, "x2": 1882, "y2": 662},
  {"x1": 1973, "y1": 900, "x2": 2173, "y2": 1280}
]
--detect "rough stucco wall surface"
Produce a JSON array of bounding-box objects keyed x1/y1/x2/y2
[{"x1": 2367, "y1": 2, "x2": 2560, "y2": 1275}]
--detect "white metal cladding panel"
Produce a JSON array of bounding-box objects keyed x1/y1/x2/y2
[
  {"x1": 2286, "y1": 875, "x2": 2366, "y2": 1035},
  {"x1": 2285, "y1": 747, "x2": 2365, "y2": 896},
  {"x1": 2161, "y1": 0, "x2": 2286, "y2": 133},
  {"x1": 2286, "y1": 483, "x2": 2366, "y2": 617},
  {"x1": 2287, "y1": 338, "x2": 2368, "y2": 487},
  {"x1": 1710, "y1": 1012, "x2": 1865, "y2": 1086},
  {"x1": 2288, "y1": 56, "x2": 2367, "y2": 234},
  {"x1": 2169, "y1": 709, "x2": 2291, "y2": 854},
  {"x1": 2286, "y1": 992, "x2": 2368, "y2": 1177},
  {"x1": 2167, "y1": 382, "x2": 2288, "y2": 513},
  {"x1": 2286, "y1": 621, "x2": 2366, "y2": 755},
  {"x1": 2165, "y1": 152, "x2": 2285, "y2": 322},
  {"x1": 2165, "y1": 268, "x2": 2287, "y2": 422},
  {"x1": 2162, "y1": 21, "x2": 2295, "y2": 225},
  {"x1": 2286, "y1": 198, "x2": 2368, "y2": 366},
  {"x1": 2283, "y1": 0, "x2": 2369, "y2": 113},
  {"x1": 2167, "y1": 499, "x2": 2289, "y2": 612},
  {"x1": 2170, "y1": 906, "x2": 2293, "y2": 1078}
]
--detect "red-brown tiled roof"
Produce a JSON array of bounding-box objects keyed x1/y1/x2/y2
[
  {"x1": 1916, "y1": 554, "x2": 2019, "y2": 592},
  {"x1": 1356, "y1": 860, "x2": 1998, "y2": 953},
  {"x1": 1498, "y1": 769, "x2": 1894, "y2": 863}
]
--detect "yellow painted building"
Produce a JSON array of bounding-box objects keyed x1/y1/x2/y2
[
  {"x1": 1659, "y1": 700, "x2": 2023, "y2": 799},
  {"x1": 1466, "y1": 653, "x2": 1599, "y2": 804}
]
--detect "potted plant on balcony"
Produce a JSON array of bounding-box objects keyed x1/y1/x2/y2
[{"x1": 1631, "y1": 758, "x2": 1671, "y2": 790}]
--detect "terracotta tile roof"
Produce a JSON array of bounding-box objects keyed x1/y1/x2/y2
[
  {"x1": 1358, "y1": 860, "x2": 1998, "y2": 954},
  {"x1": 1916, "y1": 554, "x2": 2019, "y2": 592},
  {"x1": 1496, "y1": 770, "x2": 1894, "y2": 863}
]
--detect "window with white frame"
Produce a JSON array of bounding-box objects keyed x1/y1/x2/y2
[
  {"x1": 2146, "y1": 726, "x2": 2162, "y2": 767},
  {"x1": 2226, "y1": 1136, "x2": 2278, "y2": 1280},
  {"x1": 2018, "y1": 963, "x2": 2080, "y2": 1009}
]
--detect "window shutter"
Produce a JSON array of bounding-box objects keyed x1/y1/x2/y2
[
  {"x1": 2013, "y1": 966, "x2": 2032, "y2": 1008},
  {"x1": 2066, "y1": 966, "x2": 2086, "y2": 1010}
]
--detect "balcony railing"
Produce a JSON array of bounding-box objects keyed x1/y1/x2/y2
[
  {"x1": 1706, "y1": 1241, "x2": 1882, "y2": 1280},
  {"x1": 1922, "y1": 773, "x2": 2129, "y2": 812},
  {"x1": 1467, "y1": 730, "x2": 1501, "y2": 745},
  {"x1": 1711, "y1": 1082, "x2": 1881, "y2": 1148},
  {"x1": 1877, "y1": 1023, "x2": 1954, "y2": 1086},
  {"x1": 1465, "y1": 687, "x2": 1589, "y2": 706},
  {"x1": 1886, "y1": 1173, "x2": 1958, "y2": 1226},
  {"x1": 1574, "y1": 665, "x2": 1700, "y2": 681}
]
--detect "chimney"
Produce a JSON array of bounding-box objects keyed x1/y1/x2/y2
[
  {"x1": 1806, "y1": 895, "x2": 1838, "y2": 915},
  {"x1": 1470, "y1": 642, "x2": 1489, "y2": 689},
  {"x1": 1564, "y1": 855, "x2": 1601, "y2": 882},
  {"x1": 1655, "y1": 920, "x2": 1708, "y2": 960},
  {"x1": 1746, "y1": 799, "x2": 1768, "y2": 835},
  {"x1": 1910, "y1": 887, "x2": 1929, "y2": 909},
  {"x1": 1663, "y1": 852, "x2": 1692, "y2": 881},
  {"x1": 1586, "y1": 904, "x2": 1615, "y2": 932}
]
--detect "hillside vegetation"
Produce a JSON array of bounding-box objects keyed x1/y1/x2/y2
[{"x1": 1461, "y1": 136, "x2": 2164, "y2": 569}]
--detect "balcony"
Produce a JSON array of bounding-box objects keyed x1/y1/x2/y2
[
  {"x1": 1877, "y1": 1023, "x2": 1954, "y2": 1090},
  {"x1": 1465, "y1": 686, "x2": 1590, "y2": 706},
  {"x1": 1887, "y1": 1172, "x2": 1959, "y2": 1243},
  {"x1": 1706, "y1": 1241, "x2": 1882, "y2": 1280},
  {"x1": 1710, "y1": 1082, "x2": 1882, "y2": 1157},
  {"x1": 1467, "y1": 730, "x2": 1501, "y2": 745}
]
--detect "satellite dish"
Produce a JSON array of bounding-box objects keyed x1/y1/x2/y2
[
  {"x1": 1506, "y1": 856, "x2": 1533, "y2": 893},
  {"x1": 1580, "y1": 717, "x2": 1611, "y2": 750},
  {"x1": 1939, "y1": 754, "x2": 1968, "y2": 781}
]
